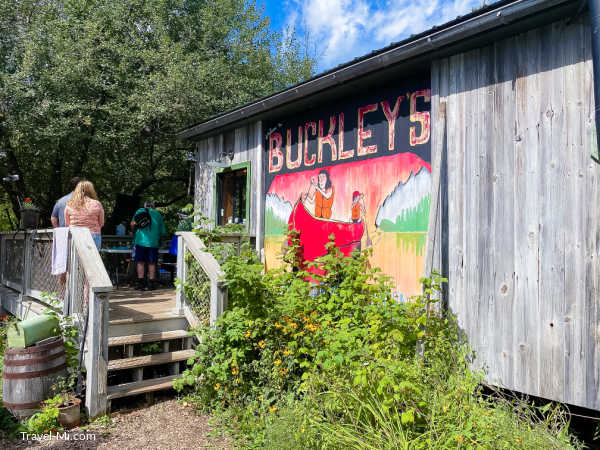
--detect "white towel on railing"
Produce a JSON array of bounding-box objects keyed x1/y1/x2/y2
[{"x1": 52, "y1": 227, "x2": 69, "y2": 275}]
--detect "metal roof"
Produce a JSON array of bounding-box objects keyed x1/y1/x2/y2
[{"x1": 179, "y1": 0, "x2": 580, "y2": 141}]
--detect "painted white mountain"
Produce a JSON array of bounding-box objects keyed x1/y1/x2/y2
[
  {"x1": 266, "y1": 193, "x2": 293, "y2": 223},
  {"x1": 375, "y1": 167, "x2": 432, "y2": 228}
]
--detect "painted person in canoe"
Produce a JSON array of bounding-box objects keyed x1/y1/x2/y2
[
  {"x1": 303, "y1": 169, "x2": 334, "y2": 219},
  {"x1": 285, "y1": 171, "x2": 368, "y2": 278},
  {"x1": 350, "y1": 190, "x2": 366, "y2": 223}
]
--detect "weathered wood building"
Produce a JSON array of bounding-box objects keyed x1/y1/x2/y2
[{"x1": 179, "y1": 0, "x2": 600, "y2": 411}]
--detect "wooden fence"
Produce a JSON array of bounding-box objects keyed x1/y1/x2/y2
[
  {"x1": 175, "y1": 231, "x2": 227, "y2": 329},
  {"x1": 0, "y1": 228, "x2": 113, "y2": 418}
]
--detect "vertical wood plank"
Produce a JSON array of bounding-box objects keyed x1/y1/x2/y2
[
  {"x1": 85, "y1": 292, "x2": 108, "y2": 418},
  {"x1": 175, "y1": 236, "x2": 185, "y2": 314},
  {"x1": 254, "y1": 121, "x2": 264, "y2": 253},
  {"x1": 477, "y1": 44, "x2": 495, "y2": 383},
  {"x1": 536, "y1": 22, "x2": 564, "y2": 401},
  {"x1": 562, "y1": 16, "x2": 586, "y2": 406},
  {"x1": 495, "y1": 36, "x2": 516, "y2": 390},
  {"x1": 583, "y1": 15, "x2": 600, "y2": 410}
]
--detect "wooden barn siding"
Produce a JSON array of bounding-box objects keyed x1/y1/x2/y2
[
  {"x1": 194, "y1": 121, "x2": 263, "y2": 241},
  {"x1": 431, "y1": 15, "x2": 600, "y2": 410}
]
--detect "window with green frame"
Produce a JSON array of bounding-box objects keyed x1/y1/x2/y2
[{"x1": 214, "y1": 162, "x2": 251, "y2": 228}]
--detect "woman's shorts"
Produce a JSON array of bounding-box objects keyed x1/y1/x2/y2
[{"x1": 92, "y1": 233, "x2": 102, "y2": 249}]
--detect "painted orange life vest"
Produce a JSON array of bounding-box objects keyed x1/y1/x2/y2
[
  {"x1": 315, "y1": 186, "x2": 334, "y2": 219},
  {"x1": 351, "y1": 203, "x2": 361, "y2": 221}
]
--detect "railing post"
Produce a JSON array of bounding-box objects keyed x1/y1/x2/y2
[
  {"x1": 0, "y1": 235, "x2": 6, "y2": 285},
  {"x1": 210, "y1": 281, "x2": 227, "y2": 326},
  {"x1": 175, "y1": 234, "x2": 185, "y2": 314},
  {"x1": 85, "y1": 291, "x2": 108, "y2": 418},
  {"x1": 65, "y1": 236, "x2": 78, "y2": 316},
  {"x1": 22, "y1": 232, "x2": 33, "y2": 299}
]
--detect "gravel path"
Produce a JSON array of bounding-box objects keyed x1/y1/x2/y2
[{"x1": 0, "y1": 399, "x2": 232, "y2": 450}]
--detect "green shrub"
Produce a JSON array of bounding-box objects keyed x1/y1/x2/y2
[
  {"x1": 25, "y1": 396, "x2": 62, "y2": 435},
  {"x1": 175, "y1": 225, "x2": 580, "y2": 449},
  {"x1": 0, "y1": 315, "x2": 27, "y2": 438}
]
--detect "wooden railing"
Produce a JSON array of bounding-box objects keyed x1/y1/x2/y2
[
  {"x1": 175, "y1": 232, "x2": 227, "y2": 328},
  {"x1": 0, "y1": 228, "x2": 112, "y2": 418}
]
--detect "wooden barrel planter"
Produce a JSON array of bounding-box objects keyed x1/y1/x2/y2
[{"x1": 2, "y1": 337, "x2": 67, "y2": 419}]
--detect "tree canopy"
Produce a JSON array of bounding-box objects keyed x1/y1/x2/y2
[{"x1": 0, "y1": 0, "x2": 315, "y2": 229}]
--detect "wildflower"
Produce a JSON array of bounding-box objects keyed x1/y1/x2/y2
[
  {"x1": 274, "y1": 359, "x2": 281, "y2": 366},
  {"x1": 515, "y1": 439, "x2": 521, "y2": 444},
  {"x1": 274, "y1": 322, "x2": 282, "y2": 328},
  {"x1": 442, "y1": 405, "x2": 448, "y2": 413},
  {"x1": 231, "y1": 367, "x2": 239, "y2": 375},
  {"x1": 269, "y1": 406, "x2": 277, "y2": 413},
  {"x1": 214, "y1": 383, "x2": 220, "y2": 391},
  {"x1": 279, "y1": 368, "x2": 288, "y2": 375},
  {"x1": 235, "y1": 378, "x2": 240, "y2": 384},
  {"x1": 456, "y1": 436, "x2": 464, "y2": 444},
  {"x1": 301, "y1": 426, "x2": 305, "y2": 433},
  {"x1": 258, "y1": 340, "x2": 266, "y2": 349},
  {"x1": 274, "y1": 350, "x2": 280, "y2": 355},
  {"x1": 258, "y1": 395, "x2": 263, "y2": 401},
  {"x1": 283, "y1": 349, "x2": 291, "y2": 356},
  {"x1": 244, "y1": 330, "x2": 251, "y2": 338},
  {"x1": 233, "y1": 391, "x2": 238, "y2": 397},
  {"x1": 289, "y1": 322, "x2": 298, "y2": 329}
]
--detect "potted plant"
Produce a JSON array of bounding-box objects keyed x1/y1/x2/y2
[
  {"x1": 20, "y1": 197, "x2": 40, "y2": 229},
  {"x1": 50, "y1": 374, "x2": 81, "y2": 428}
]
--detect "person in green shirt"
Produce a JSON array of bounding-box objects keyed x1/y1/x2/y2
[{"x1": 130, "y1": 201, "x2": 166, "y2": 291}]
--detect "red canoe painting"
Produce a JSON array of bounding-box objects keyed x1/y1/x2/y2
[{"x1": 288, "y1": 199, "x2": 365, "y2": 265}]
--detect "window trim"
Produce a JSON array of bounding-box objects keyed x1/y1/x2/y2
[{"x1": 212, "y1": 161, "x2": 251, "y2": 231}]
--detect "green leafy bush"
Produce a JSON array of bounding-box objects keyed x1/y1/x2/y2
[
  {"x1": 174, "y1": 226, "x2": 580, "y2": 449},
  {"x1": 25, "y1": 396, "x2": 62, "y2": 435},
  {"x1": 0, "y1": 314, "x2": 27, "y2": 437}
]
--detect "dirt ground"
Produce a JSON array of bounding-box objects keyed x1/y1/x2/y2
[{"x1": 0, "y1": 399, "x2": 232, "y2": 450}]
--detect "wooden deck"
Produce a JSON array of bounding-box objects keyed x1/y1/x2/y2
[{"x1": 109, "y1": 288, "x2": 177, "y2": 322}]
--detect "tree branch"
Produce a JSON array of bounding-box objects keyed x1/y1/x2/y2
[
  {"x1": 155, "y1": 193, "x2": 188, "y2": 208},
  {"x1": 132, "y1": 175, "x2": 187, "y2": 197}
]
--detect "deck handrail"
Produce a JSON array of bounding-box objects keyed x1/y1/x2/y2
[
  {"x1": 0, "y1": 227, "x2": 112, "y2": 418},
  {"x1": 175, "y1": 231, "x2": 227, "y2": 328}
]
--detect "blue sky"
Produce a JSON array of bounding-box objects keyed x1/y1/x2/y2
[{"x1": 260, "y1": 0, "x2": 490, "y2": 72}]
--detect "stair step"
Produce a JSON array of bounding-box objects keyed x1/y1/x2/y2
[
  {"x1": 108, "y1": 315, "x2": 188, "y2": 338},
  {"x1": 107, "y1": 375, "x2": 178, "y2": 400},
  {"x1": 108, "y1": 350, "x2": 195, "y2": 371},
  {"x1": 109, "y1": 311, "x2": 185, "y2": 325},
  {"x1": 108, "y1": 330, "x2": 190, "y2": 347}
]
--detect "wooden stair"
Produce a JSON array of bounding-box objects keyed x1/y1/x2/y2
[
  {"x1": 107, "y1": 375, "x2": 179, "y2": 400},
  {"x1": 108, "y1": 330, "x2": 190, "y2": 347},
  {"x1": 106, "y1": 289, "x2": 196, "y2": 409},
  {"x1": 108, "y1": 350, "x2": 195, "y2": 371}
]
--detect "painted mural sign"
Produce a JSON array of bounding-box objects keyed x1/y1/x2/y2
[{"x1": 264, "y1": 75, "x2": 431, "y2": 301}]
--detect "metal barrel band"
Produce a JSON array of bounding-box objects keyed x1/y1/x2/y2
[
  {"x1": 2, "y1": 362, "x2": 67, "y2": 379},
  {"x1": 2, "y1": 400, "x2": 42, "y2": 410},
  {"x1": 5, "y1": 338, "x2": 63, "y2": 355},
  {"x1": 4, "y1": 350, "x2": 65, "y2": 366}
]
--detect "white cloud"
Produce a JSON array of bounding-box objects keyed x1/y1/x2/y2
[{"x1": 286, "y1": 0, "x2": 486, "y2": 70}]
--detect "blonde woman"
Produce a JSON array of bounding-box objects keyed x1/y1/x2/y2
[{"x1": 64, "y1": 180, "x2": 104, "y2": 248}]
